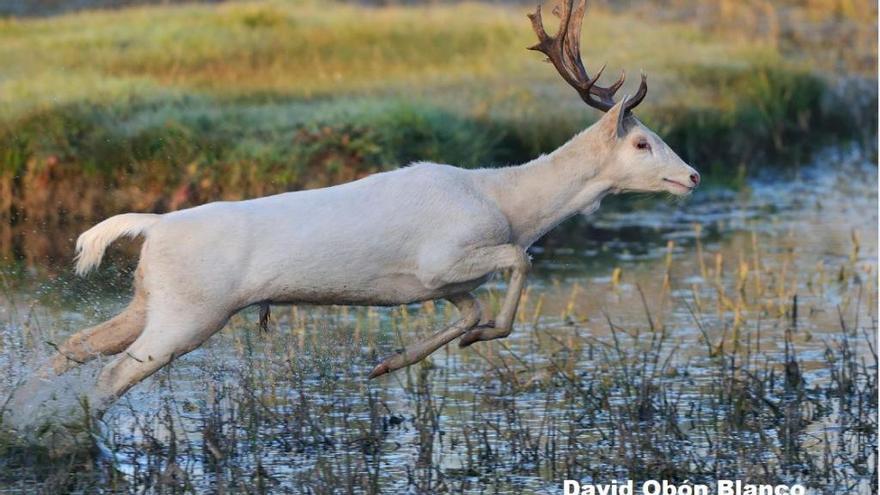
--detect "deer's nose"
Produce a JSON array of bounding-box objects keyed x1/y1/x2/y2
[{"x1": 689, "y1": 173, "x2": 701, "y2": 187}]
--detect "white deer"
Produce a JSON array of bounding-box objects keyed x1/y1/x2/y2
[{"x1": 7, "y1": 0, "x2": 698, "y2": 431}]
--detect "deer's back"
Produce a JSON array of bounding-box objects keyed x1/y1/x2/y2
[{"x1": 139, "y1": 163, "x2": 510, "y2": 308}]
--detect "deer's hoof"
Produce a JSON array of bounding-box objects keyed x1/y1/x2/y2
[
  {"x1": 458, "y1": 332, "x2": 480, "y2": 348},
  {"x1": 458, "y1": 321, "x2": 495, "y2": 348},
  {"x1": 368, "y1": 361, "x2": 390, "y2": 379},
  {"x1": 368, "y1": 351, "x2": 406, "y2": 379}
]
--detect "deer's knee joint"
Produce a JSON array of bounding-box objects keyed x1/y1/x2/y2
[
  {"x1": 514, "y1": 252, "x2": 531, "y2": 272},
  {"x1": 447, "y1": 292, "x2": 481, "y2": 327},
  {"x1": 491, "y1": 317, "x2": 515, "y2": 335},
  {"x1": 460, "y1": 298, "x2": 482, "y2": 328},
  {"x1": 495, "y1": 244, "x2": 530, "y2": 273},
  {"x1": 509, "y1": 246, "x2": 531, "y2": 269}
]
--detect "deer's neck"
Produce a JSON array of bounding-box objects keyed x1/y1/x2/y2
[{"x1": 480, "y1": 130, "x2": 614, "y2": 248}]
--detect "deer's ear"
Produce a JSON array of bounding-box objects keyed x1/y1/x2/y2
[{"x1": 597, "y1": 95, "x2": 630, "y2": 141}]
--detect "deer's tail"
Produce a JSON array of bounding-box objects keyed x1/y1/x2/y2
[{"x1": 74, "y1": 213, "x2": 162, "y2": 276}]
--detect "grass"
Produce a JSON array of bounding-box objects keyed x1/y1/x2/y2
[{"x1": 0, "y1": 1, "x2": 875, "y2": 225}]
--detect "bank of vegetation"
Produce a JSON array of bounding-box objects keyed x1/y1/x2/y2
[{"x1": 0, "y1": 0, "x2": 876, "y2": 224}]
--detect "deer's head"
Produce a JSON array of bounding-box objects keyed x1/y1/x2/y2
[{"x1": 529, "y1": 0, "x2": 699, "y2": 196}]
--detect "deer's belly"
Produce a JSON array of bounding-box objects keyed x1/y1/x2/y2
[{"x1": 264, "y1": 273, "x2": 488, "y2": 307}]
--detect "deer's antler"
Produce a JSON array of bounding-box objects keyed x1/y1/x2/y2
[{"x1": 528, "y1": 0, "x2": 647, "y2": 113}]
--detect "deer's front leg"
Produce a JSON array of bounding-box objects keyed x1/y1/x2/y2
[
  {"x1": 368, "y1": 292, "x2": 481, "y2": 379},
  {"x1": 368, "y1": 244, "x2": 528, "y2": 378},
  {"x1": 452, "y1": 244, "x2": 530, "y2": 347}
]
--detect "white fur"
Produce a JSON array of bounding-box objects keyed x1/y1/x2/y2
[{"x1": 74, "y1": 213, "x2": 161, "y2": 276}]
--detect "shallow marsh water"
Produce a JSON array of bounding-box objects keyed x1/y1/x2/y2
[{"x1": 0, "y1": 147, "x2": 876, "y2": 494}]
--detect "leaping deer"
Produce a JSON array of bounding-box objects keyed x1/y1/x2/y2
[{"x1": 7, "y1": 0, "x2": 699, "y2": 431}]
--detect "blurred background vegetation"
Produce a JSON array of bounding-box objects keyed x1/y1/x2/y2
[{"x1": 0, "y1": 0, "x2": 876, "y2": 224}]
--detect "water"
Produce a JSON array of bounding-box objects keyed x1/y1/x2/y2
[{"x1": 0, "y1": 147, "x2": 876, "y2": 493}]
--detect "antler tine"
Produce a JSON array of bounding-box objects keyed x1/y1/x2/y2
[
  {"x1": 591, "y1": 63, "x2": 606, "y2": 87},
  {"x1": 623, "y1": 72, "x2": 648, "y2": 113},
  {"x1": 607, "y1": 70, "x2": 626, "y2": 95},
  {"x1": 528, "y1": 0, "x2": 648, "y2": 114},
  {"x1": 560, "y1": 0, "x2": 590, "y2": 85},
  {"x1": 527, "y1": 5, "x2": 550, "y2": 47},
  {"x1": 528, "y1": 4, "x2": 582, "y2": 93}
]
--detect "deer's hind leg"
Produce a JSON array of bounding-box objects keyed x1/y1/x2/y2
[
  {"x1": 87, "y1": 297, "x2": 231, "y2": 416},
  {"x1": 44, "y1": 268, "x2": 148, "y2": 377}
]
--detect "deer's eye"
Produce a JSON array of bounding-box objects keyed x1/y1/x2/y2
[{"x1": 635, "y1": 138, "x2": 651, "y2": 151}]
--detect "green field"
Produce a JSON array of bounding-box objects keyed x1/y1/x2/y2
[{"x1": 0, "y1": 0, "x2": 875, "y2": 222}]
